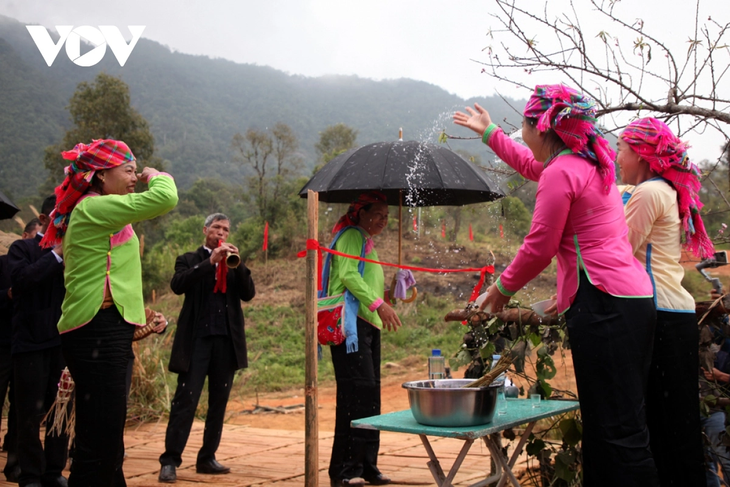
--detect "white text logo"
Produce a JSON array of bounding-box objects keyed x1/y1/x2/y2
[{"x1": 26, "y1": 25, "x2": 146, "y2": 67}]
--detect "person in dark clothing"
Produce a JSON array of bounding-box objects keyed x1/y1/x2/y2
[
  {"x1": 22, "y1": 219, "x2": 41, "y2": 239},
  {"x1": 7, "y1": 195, "x2": 69, "y2": 487},
  {"x1": 158, "y1": 213, "x2": 255, "y2": 483},
  {"x1": 0, "y1": 252, "x2": 19, "y2": 482}
]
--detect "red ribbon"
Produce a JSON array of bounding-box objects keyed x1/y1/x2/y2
[
  {"x1": 499, "y1": 224, "x2": 504, "y2": 239},
  {"x1": 297, "y1": 239, "x2": 494, "y2": 301},
  {"x1": 469, "y1": 224, "x2": 473, "y2": 241},
  {"x1": 413, "y1": 215, "x2": 417, "y2": 232},
  {"x1": 213, "y1": 240, "x2": 228, "y2": 293},
  {"x1": 262, "y1": 221, "x2": 269, "y2": 251},
  {"x1": 296, "y1": 239, "x2": 324, "y2": 291},
  {"x1": 441, "y1": 222, "x2": 446, "y2": 238}
]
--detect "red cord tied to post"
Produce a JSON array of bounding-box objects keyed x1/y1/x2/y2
[
  {"x1": 296, "y1": 239, "x2": 324, "y2": 291},
  {"x1": 297, "y1": 239, "x2": 494, "y2": 299}
]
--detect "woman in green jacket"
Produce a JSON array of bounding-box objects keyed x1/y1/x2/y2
[
  {"x1": 42, "y1": 139, "x2": 178, "y2": 487},
  {"x1": 327, "y1": 191, "x2": 401, "y2": 487}
]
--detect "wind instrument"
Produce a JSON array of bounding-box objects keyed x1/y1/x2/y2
[{"x1": 225, "y1": 251, "x2": 241, "y2": 268}]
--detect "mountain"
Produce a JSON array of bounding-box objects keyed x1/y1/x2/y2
[{"x1": 0, "y1": 15, "x2": 524, "y2": 199}]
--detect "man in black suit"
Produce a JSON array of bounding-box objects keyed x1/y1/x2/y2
[
  {"x1": 0, "y1": 252, "x2": 19, "y2": 482},
  {"x1": 22, "y1": 218, "x2": 41, "y2": 240},
  {"x1": 0, "y1": 218, "x2": 39, "y2": 482},
  {"x1": 158, "y1": 213, "x2": 255, "y2": 483},
  {"x1": 7, "y1": 196, "x2": 68, "y2": 487}
]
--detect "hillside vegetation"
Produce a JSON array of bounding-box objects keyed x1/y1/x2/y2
[{"x1": 0, "y1": 14, "x2": 523, "y2": 199}]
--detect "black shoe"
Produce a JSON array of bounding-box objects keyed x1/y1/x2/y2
[
  {"x1": 42, "y1": 476, "x2": 68, "y2": 487},
  {"x1": 195, "y1": 459, "x2": 230, "y2": 475},
  {"x1": 365, "y1": 473, "x2": 392, "y2": 485},
  {"x1": 4, "y1": 464, "x2": 20, "y2": 483},
  {"x1": 158, "y1": 464, "x2": 176, "y2": 483}
]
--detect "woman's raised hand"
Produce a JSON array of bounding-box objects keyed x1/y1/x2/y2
[
  {"x1": 453, "y1": 103, "x2": 493, "y2": 137},
  {"x1": 136, "y1": 166, "x2": 161, "y2": 184}
]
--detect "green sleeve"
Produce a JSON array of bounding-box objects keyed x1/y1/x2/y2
[
  {"x1": 80, "y1": 174, "x2": 178, "y2": 230},
  {"x1": 334, "y1": 229, "x2": 381, "y2": 307}
]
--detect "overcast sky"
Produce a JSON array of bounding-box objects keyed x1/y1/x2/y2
[{"x1": 2, "y1": 0, "x2": 727, "y2": 161}]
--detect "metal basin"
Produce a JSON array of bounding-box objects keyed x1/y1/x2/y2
[{"x1": 402, "y1": 379, "x2": 502, "y2": 427}]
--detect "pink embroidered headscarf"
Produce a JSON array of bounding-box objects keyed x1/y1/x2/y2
[
  {"x1": 332, "y1": 191, "x2": 388, "y2": 235},
  {"x1": 621, "y1": 117, "x2": 714, "y2": 259},
  {"x1": 41, "y1": 139, "x2": 135, "y2": 248},
  {"x1": 523, "y1": 84, "x2": 616, "y2": 192}
]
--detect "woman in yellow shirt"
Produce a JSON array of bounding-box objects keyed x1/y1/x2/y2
[{"x1": 617, "y1": 118, "x2": 712, "y2": 486}]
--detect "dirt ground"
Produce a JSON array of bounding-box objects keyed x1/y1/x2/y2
[{"x1": 223, "y1": 352, "x2": 578, "y2": 432}]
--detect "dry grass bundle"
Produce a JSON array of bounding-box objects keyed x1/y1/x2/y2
[{"x1": 463, "y1": 354, "x2": 513, "y2": 388}]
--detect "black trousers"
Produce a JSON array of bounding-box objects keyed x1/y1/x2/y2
[
  {"x1": 565, "y1": 274, "x2": 659, "y2": 487},
  {"x1": 13, "y1": 346, "x2": 68, "y2": 486},
  {"x1": 329, "y1": 319, "x2": 382, "y2": 481},
  {"x1": 61, "y1": 307, "x2": 134, "y2": 487},
  {"x1": 160, "y1": 335, "x2": 235, "y2": 467},
  {"x1": 0, "y1": 346, "x2": 18, "y2": 476},
  {"x1": 647, "y1": 311, "x2": 706, "y2": 486}
]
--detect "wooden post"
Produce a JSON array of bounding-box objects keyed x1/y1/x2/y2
[
  {"x1": 398, "y1": 190, "x2": 403, "y2": 265},
  {"x1": 305, "y1": 190, "x2": 319, "y2": 487}
]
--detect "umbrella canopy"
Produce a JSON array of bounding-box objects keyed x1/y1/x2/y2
[
  {"x1": 0, "y1": 189, "x2": 20, "y2": 220},
  {"x1": 299, "y1": 140, "x2": 503, "y2": 206}
]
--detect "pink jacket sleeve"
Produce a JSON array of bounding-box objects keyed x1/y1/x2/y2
[
  {"x1": 485, "y1": 125, "x2": 545, "y2": 182},
  {"x1": 497, "y1": 156, "x2": 575, "y2": 295}
]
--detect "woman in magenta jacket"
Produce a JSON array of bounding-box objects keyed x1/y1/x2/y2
[{"x1": 455, "y1": 85, "x2": 659, "y2": 486}]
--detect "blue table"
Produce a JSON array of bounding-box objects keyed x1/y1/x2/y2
[{"x1": 351, "y1": 399, "x2": 580, "y2": 487}]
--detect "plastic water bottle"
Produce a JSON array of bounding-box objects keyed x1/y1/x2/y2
[
  {"x1": 428, "y1": 349, "x2": 445, "y2": 380},
  {"x1": 492, "y1": 354, "x2": 507, "y2": 384}
]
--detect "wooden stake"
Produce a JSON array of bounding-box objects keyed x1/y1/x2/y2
[
  {"x1": 305, "y1": 190, "x2": 319, "y2": 487},
  {"x1": 398, "y1": 190, "x2": 403, "y2": 266}
]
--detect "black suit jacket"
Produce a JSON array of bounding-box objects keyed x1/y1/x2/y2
[
  {"x1": 168, "y1": 246, "x2": 255, "y2": 374},
  {"x1": 7, "y1": 235, "x2": 65, "y2": 354},
  {"x1": 0, "y1": 254, "x2": 13, "y2": 349}
]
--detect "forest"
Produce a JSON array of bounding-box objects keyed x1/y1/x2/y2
[{"x1": 0, "y1": 14, "x2": 522, "y2": 200}]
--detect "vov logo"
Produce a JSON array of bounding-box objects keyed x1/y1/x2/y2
[{"x1": 26, "y1": 25, "x2": 146, "y2": 67}]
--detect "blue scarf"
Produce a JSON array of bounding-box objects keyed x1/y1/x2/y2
[{"x1": 320, "y1": 226, "x2": 367, "y2": 353}]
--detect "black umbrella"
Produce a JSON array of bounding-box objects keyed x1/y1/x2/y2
[
  {"x1": 0, "y1": 189, "x2": 20, "y2": 220},
  {"x1": 299, "y1": 140, "x2": 503, "y2": 206}
]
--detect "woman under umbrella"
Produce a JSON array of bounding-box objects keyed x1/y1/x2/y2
[
  {"x1": 454, "y1": 85, "x2": 659, "y2": 486},
  {"x1": 42, "y1": 139, "x2": 178, "y2": 486},
  {"x1": 326, "y1": 191, "x2": 401, "y2": 487}
]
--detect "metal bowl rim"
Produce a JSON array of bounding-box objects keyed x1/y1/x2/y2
[{"x1": 402, "y1": 379, "x2": 504, "y2": 391}]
